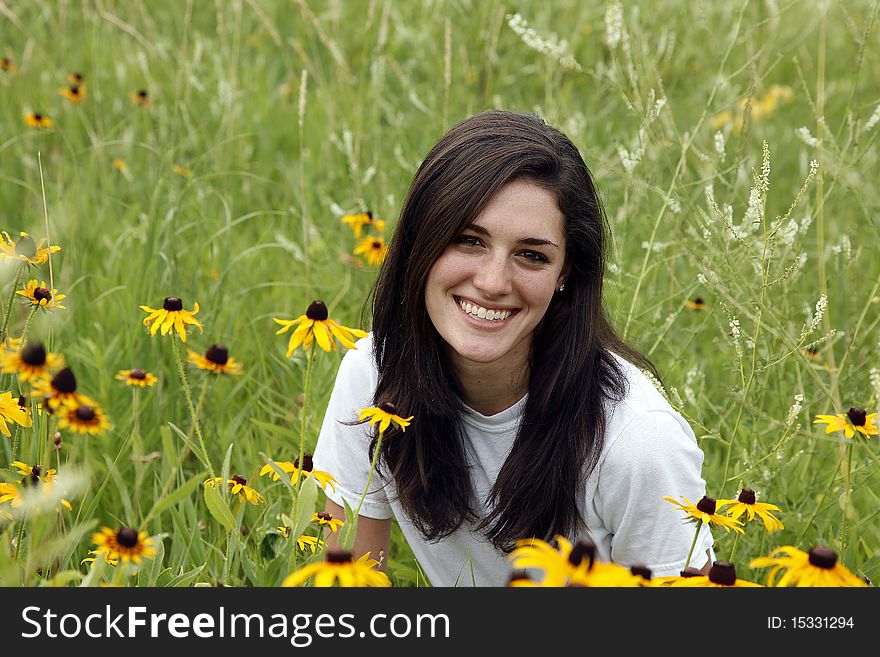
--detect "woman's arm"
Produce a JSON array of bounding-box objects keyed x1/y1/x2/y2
[{"x1": 322, "y1": 499, "x2": 392, "y2": 572}]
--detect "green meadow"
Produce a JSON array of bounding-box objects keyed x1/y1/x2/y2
[{"x1": 0, "y1": 0, "x2": 878, "y2": 586}]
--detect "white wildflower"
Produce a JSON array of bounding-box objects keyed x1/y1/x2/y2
[
  {"x1": 697, "y1": 273, "x2": 708, "y2": 285},
  {"x1": 729, "y1": 316, "x2": 743, "y2": 360},
  {"x1": 506, "y1": 13, "x2": 582, "y2": 70},
  {"x1": 869, "y1": 368, "x2": 880, "y2": 399},
  {"x1": 810, "y1": 294, "x2": 828, "y2": 333},
  {"x1": 714, "y1": 131, "x2": 725, "y2": 159},
  {"x1": 780, "y1": 218, "x2": 800, "y2": 247},
  {"x1": 864, "y1": 104, "x2": 880, "y2": 133},
  {"x1": 786, "y1": 393, "x2": 804, "y2": 428},
  {"x1": 649, "y1": 97, "x2": 667, "y2": 121},
  {"x1": 666, "y1": 197, "x2": 681, "y2": 214},
  {"x1": 605, "y1": 1, "x2": 624, "y2": 49},
  {"x1": 796, "y1": 126, "x2": 820, "y2": 147},
  {"x1": 641, "y1": 368, "x2": 668, "y2": 400}
]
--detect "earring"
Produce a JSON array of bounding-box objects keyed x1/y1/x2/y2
[{"x1": 558, "y1": 283, "x2": 565, "y2": 292}]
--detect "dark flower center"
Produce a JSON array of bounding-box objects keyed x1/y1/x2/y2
[
  {"x1": 316, "y1": 512, "x2": 333, "y2": 521},
  {"x1": 379, "y1": 401, "x2": 397, "y2": 414},
  {"x1": 130, "y1": 369, "x2": 146, "y2": 380},
  {"x1": 366, "y1": 210, "x2": 373, "y2": 220},
  {"x1": 507, "y1": 570, "x2": 531, "y2": 583},
  {"x1": 75, "y1": 405, "x2": 95, "y2": 421},
  {"x1": 51, "y1": 367, "x2": 77, "y2": 393},
  {"x1": 32, "y1": 465, "x2": 42, "y2": 477},
  {"x1": 708, "y1": 561, "x2": 736, "y2": 585},
  {"x1": 679, "y1": 567, "x2": 704, "y2": 578},
  {"x1": 116, "y1": 528, "x2": 139, "y2": 548},
  {"x1": 738, "y1": 488, "x2": 756, "y2": 505},
  {"x1": 847, "y1": 407, "x2": 867, "y2": 427},
  {"x1": 696, "y1": 496, "x2": 717, "y2": 515},
  {"x1": 163, "y1": 297, "x2": 183, "y2": 311},
  {"x1": 17, "y1": 235, "x2": 37, "y2": 259},
  {"x1": 32, "y1": 114, "x2": 42, "y2": 122},
  {"x1": 567, "y1": 538, "x2": 596, "y2": 568},
  {"x1": 205, "y1": 344, "x2": 229, "y2": 365},
  {"x1": 26, "y1": 473, "x2": 40, "y2": 487},
  {"x1": 694, "y1": 297, "x2": 704, "y2": 305},
  {"x1": 808, "y1": 545, "x2": 837, "y2": 569},
  {"x1": 137, "y1": 89, "x2": 148, "y2": 98},
  {"x1": 306, "y1": 300, "x2": 328, "y2": 321},
  {"x1": 17, "y1": 395, "x2": 27, "y2": 407},
  {"x1": 630, "y1": 564, "x2": 652, "y2": 580},
  {"x1": 294, "y1": 454, "x2": 314, "y2": 472},
  {"x1": 231, "y1": 475, "x2": 247, "y2": 486},
  {"x1": 70, "y1": 85, "x2": 80, "y2": 96},
  {"x1": 71, "y1": 72, "x2": 83, "y2": 82},
  {"x1": 34, "y1": 287, "x2": 52, "y2": 302},
  {"x1": 21, "y1": 342, "x2": 47, "y2": 366},
  {"x1": 325, "y1": 549, "x2": 353, "y2": 564},
  {"x1": 372, "y1": 241, "x2": 382, "y2": 249}
]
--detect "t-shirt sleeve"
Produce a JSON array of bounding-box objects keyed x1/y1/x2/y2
[
  {"x1": 592, "y1": 409, "x2": 715, "y2": 577},
  {"x1": 312, "y1": 344, "x2": 393, "y2": 520}
]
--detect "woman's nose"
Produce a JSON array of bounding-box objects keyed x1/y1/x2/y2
[{"x1": 473, "y1": 254, "x2": 512, "y2": 296}]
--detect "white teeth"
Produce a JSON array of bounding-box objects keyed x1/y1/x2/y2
[{"x1": 457, "y1": 299, "x2": 512, "y2": 321}]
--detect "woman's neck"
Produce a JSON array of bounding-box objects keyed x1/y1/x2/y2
[{"x1": 450, "y1": 350, "x2": 530, "y2": 417}]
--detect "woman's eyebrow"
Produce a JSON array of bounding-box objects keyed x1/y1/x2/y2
[{"x1": 464, "y1": 223, "x2": 559, "y2": 249}]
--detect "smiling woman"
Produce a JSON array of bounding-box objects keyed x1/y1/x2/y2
[{"x1": 313, "y1": 110, "x2": 714, "y2": 586}]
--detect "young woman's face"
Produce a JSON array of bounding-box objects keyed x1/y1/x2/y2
[{"x1": 425, "y1": 179, "x2": 568, "y2": 375}]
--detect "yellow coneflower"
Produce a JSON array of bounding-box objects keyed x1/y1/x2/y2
[
  {"x1": 801, "y1": 346, "x2": 822, "y2": 362},
  {"x1": 0, "y1": 341, "x2": 64, "y2": 383},
  {"x1": 312, "y1": 511, "x2": 344, "y2": 533},
  {"x1": 813, "y1": 407, "x2": 878, "y2": 439},
  {"x1": 131, "y1": 89, "x2": 151, "y2": 106},
  {"x1": 273, "y1": 300, "x2": 367, "y2": 356},
  {"x1": 0, "y1": 482, "x2": 21, "y2": 507},
  {"x1": 91, "y1": 527, "x2": 157, "y2": 564},
  {"x1": 140, "y1": 297, "x2": 204, "y2": 342},
  {"x1": 509, "y1": 536, "x2": 637, "y2": 587},
  {"x1": 259, "y1": 454, "x2": 337, "y2": 491},
  {"x1": 684, "y1": 297, "x2": 706, "y2": 310},
  {"x1": 717, "y1": 487, "x2": 784, "y2": 532},
  {"x1": 353, "y1": 235, "x2": 388, "y2": 267},
  {"x1": 186, "y1": 344, "x2": 243, "y2": 375},
  {"x1": 1, "y1": 57, "x2": 17, "y2": 73},
  {"x1": 204, "y1": 475, "x2": 264, "y2": 505},
  {"x1": 115, "y1": 369, "x2": 158, "y2": 388},
  {"x1": 711, "y1": 85, "x2": 794, "y2": 135},
  {"x1": 0, "y1": 391, "x2": 33, "y2": 437},
  {"x1": 341, "y1": 210, "x2": 385, "y2": 239},
  {"x1": 24, "y1": 112, "x2": 54, "y2": 128},
  {"x1": 750, "y1": 545, "x2": 868, "y2": 587},
  {"x1": 651, "y1": 566, "x2": 706, "y2": 586},
  {"x1": 31, "y1": 367, "x2": 94, "y2": 411},
  {"x1": 81, "y1": 550, "x2": 120, "y2": 567},
  {"x1": 0, "y1": 338, "x2": 22, "y2": 355},
  {"x1": 11, "y1": 461, "x2": 56, "y2": 482},
  {"x1": 282, "y1": 549, "x2": 391, "y2": 587},
  {"x1": 68, "y1": 72, "x2": 84, "y2": 85},
  {"x1": 673, "y1": 561, "x2": 762, "y2": 587},
  {"x1": 58, "y1": 84, "x2": 86, "y2": 104},
  {"x1": 0, "y1": 231, "x2": 61, "y2": 266},
  {"x1": 113, "y1": 159, "x2": 127, "y2": 171},
  {"x1": 359, "y1": 402, "x2": 413, "y2": 433},
  {"x1": 56, "y1": 401, "x2": 111, "y2": 436},
  {"x1": 16, "y1": 279, "x2": 65, "y2": 310},
  {"x1": 663, "y1": 495, "x2": 744, "y2": 534}
]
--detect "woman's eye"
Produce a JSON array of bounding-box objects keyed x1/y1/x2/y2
[
  {"x1": 455, "y1": 235, "x2": 481, "y2": 247},
  {"x1": 520, "y1": 250, "x2": 548, "y2": 264}
]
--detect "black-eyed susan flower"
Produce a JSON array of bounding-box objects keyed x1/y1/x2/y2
[
  {"x1": 58, "y1": 84, "x2": 86, "y2": 104},
  {"x1": 684, "y1": 297, "x2": 706, "y2": 310},
  {"x1": 68, "y1": 72, "x2": 84, "y2": 85},
  {"x1": 1, "y1": 57, "x2": 17, "y2": 73},
  {"x1": 674, "y1": 561, "x2": 762, "y2": 587},
  {"x1": 92, "y1": 526, "x2": 157, "y2": 564},
  {"x1": 0, "y1": 337, "x2": 22, "y2": 356},
  {"x1": 31, "y1": 367, "x2": 94, "y2": 411},
  {"x1": 275, "y1": 528, "x2": 326, "y2": 552},
  {"x1": 813, "y1": 407, "x2": 878, "y2": 439},
  {"x1": 0, "y1": 391, "x2": 33, "y2": 437},
  {"x1": 273, "y1": 300, "x2": 367, "y2": 355},
  {"x1": 11, "y1": 461, "x2": 56, "y2": 483},
  {"x1": 16, "y1": 279, "x2": 65, "y2": 310},
  {"x1": 0, "y1": 341, "x2": 64, "y2": 383},
  {"x1": 717, "y1": 487, "x2": 784, "y2": 532},
  {"x1": 801, "y1": 346, "x2": 822, "y2": 362},
  {"x1": 282, "y1": 549, "x2": 391, "y2": 587},
  {"x1": 341, "y1": 210, "x2": 385, "y2": 239},
  {"x1": 312, "y1": 511, "x2": 344, "y2": 533},
  {"x1": 140, "y1": 297, "x2": 203, "y2": 342},
  {"x1": 663, "y1": 495, "x2": 744, "y2": 534},
  {"x1": 652, "y1": 566, "x2": 705, "y2": 586},
  {"x1": 81, "y1": 550, "x2": 119, "y2": 567},
  {"x1": 131, "y1": 89, "x2": 151, "y2": 106},
  {"x1": 186, "y1": 344, "x2": 242, "y2": 375},
  {"x1": 23, "y1": 112, "x2": 53, "y2": 128},
  {"x1": 509, "y1": 536, "x2": 634, "y2": 587},
  {"x1": 56, "y1": 402, "x2": 111, "y2": 436},
  {"x1": 0, "y1": 482, "x2": 21, "y2": 508},
  {"x1": 115, "y1": 368, "x2": 158, "y2": 388},
  {"x1": 359, "y1": 402, "x2": 413, "y2": 433},
  {"x1": 0, "y1": 477, "x2": 72, "y2": 512},
  {"x1": 353, "y1": 235, "x2": 388, "y2": 266},
  {"x1": 750, "y1": 545, "x2": 868, "y2": 587},
  {"x1": 0, "y1": 232, "x2": 61, "y2": 266},
  {"x1": 506, "y1": 570, "x2": 539, "y2": 587},
  {"x1": 259, "y1": 453, "x2": 337, "y2": 491},
  {"x1": 204, "y1": 475, "x2": 264, "y2": 505}
]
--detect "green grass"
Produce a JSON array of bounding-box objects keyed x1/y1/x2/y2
[{"x1": 0, "y1": 0, "x2": 878, "y2": 586}]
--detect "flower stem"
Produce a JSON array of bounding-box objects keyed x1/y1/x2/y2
[
  {"x1": 290, "y1": 347, "x2": 316, "y2": 529},
  {"x1": 729, "y1": 532, "x2": 741, "y2": 563},
  {"x1": 19, "y1": 305, "x2": 38, "y2": 344},
  {"x1": 172, "y1": 337, "x2": 215, "y2": 480},
  {"x1": 13, "y1": 513, "x2": 27, "y2": 562},
  {"x1": 684, "y1": 523, "x2": 702, "y2": 570},
  {"x1": 839, "y1": 441, "x2": 854, "y2": 556},
  {"x1": 1, "y1": 264, "x2": 24, "y2": 345},
  {"x1": 343, "y1": 429, "x2": 384, "y2": 548}
]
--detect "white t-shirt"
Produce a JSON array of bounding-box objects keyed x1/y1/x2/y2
[{"x1": 314, "y1": 334, "x2": 714, "y2": 586}]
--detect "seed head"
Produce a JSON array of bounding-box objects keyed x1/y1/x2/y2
[{"x1": 306, "y1": 300, "x2": 328, "y2": 321}]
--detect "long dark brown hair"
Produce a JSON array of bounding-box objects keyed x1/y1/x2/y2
[{"x1": 367, "y1": 110, "x2": 654, "y2": 552}]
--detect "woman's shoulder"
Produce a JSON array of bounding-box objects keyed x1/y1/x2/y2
[{"x1": 335, "y1": 332, "x2": 378, "y2": 385}]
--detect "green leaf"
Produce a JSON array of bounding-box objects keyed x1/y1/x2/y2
[
  {"x1": 291, "y1": 476, "x2": 319, "y2": 539},
  {"x1": 166, "y1": 565, "x2": 205, "y2": 588},
  {"x1": 203, "y1": 484, "x2": 236, "y2": 531},
  {"x1": 143, "y1": 471, "x2": 206, "y2": 523}
]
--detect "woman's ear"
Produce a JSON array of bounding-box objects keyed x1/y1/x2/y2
[{"x1": 557, "y1": 264, "x2": 571, "y2": 289}]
